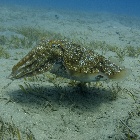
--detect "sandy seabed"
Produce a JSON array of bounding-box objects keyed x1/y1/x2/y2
[{"x1": 0, "y1": 5, "x2": 140, "y2": 140}]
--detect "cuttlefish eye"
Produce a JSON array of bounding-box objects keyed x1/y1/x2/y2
[
  {"x1": 95, "y1": 74, "x2": 107, "y2": 81},
  {"x1": 95, "y1": 75, "x2": 103, "y2": 80},
  {"x1": 52, "y1": 44, "x2": 61, "y2": 48}
]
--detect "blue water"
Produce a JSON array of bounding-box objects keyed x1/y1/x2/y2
[{"x1": 1, "y1": 0, "x2": 140, "y2": 17}]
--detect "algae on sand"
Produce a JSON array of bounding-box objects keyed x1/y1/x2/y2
[
  {"x1": 0, "y1": 45, "x2": 10, "y2": 59},
  {"x1": 0, "y1": 117, "x2": 35, "y2": 140}
]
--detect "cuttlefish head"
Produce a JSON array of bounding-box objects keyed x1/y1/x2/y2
[{"x1": 62, "y1": 44, "x2": 129, "y2": 82}]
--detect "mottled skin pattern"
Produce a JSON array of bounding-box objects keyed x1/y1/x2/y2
[{"x1": 9, "y1": 39, "x2": 125, "y2": 82}]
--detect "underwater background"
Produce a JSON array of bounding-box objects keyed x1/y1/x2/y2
[
  {"x1": 0, "y1": 0, "x2": 140, "y2": 140},
  {"x1": 1, "y1": 0, "x2": 140, "y2": 16}
]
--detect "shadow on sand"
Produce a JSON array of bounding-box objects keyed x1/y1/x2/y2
[{"x1": 8, "y1": 83, "x2": 114, "y2": 113}]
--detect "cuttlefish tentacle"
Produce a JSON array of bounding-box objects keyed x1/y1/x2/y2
[{"x1": 9, "y1": 39, "x2": 127, "y2": 82}]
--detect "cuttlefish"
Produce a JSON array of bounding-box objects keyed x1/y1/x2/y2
[{"x1": 9, "y1": 39, "x2": 128, "y2": 82}]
